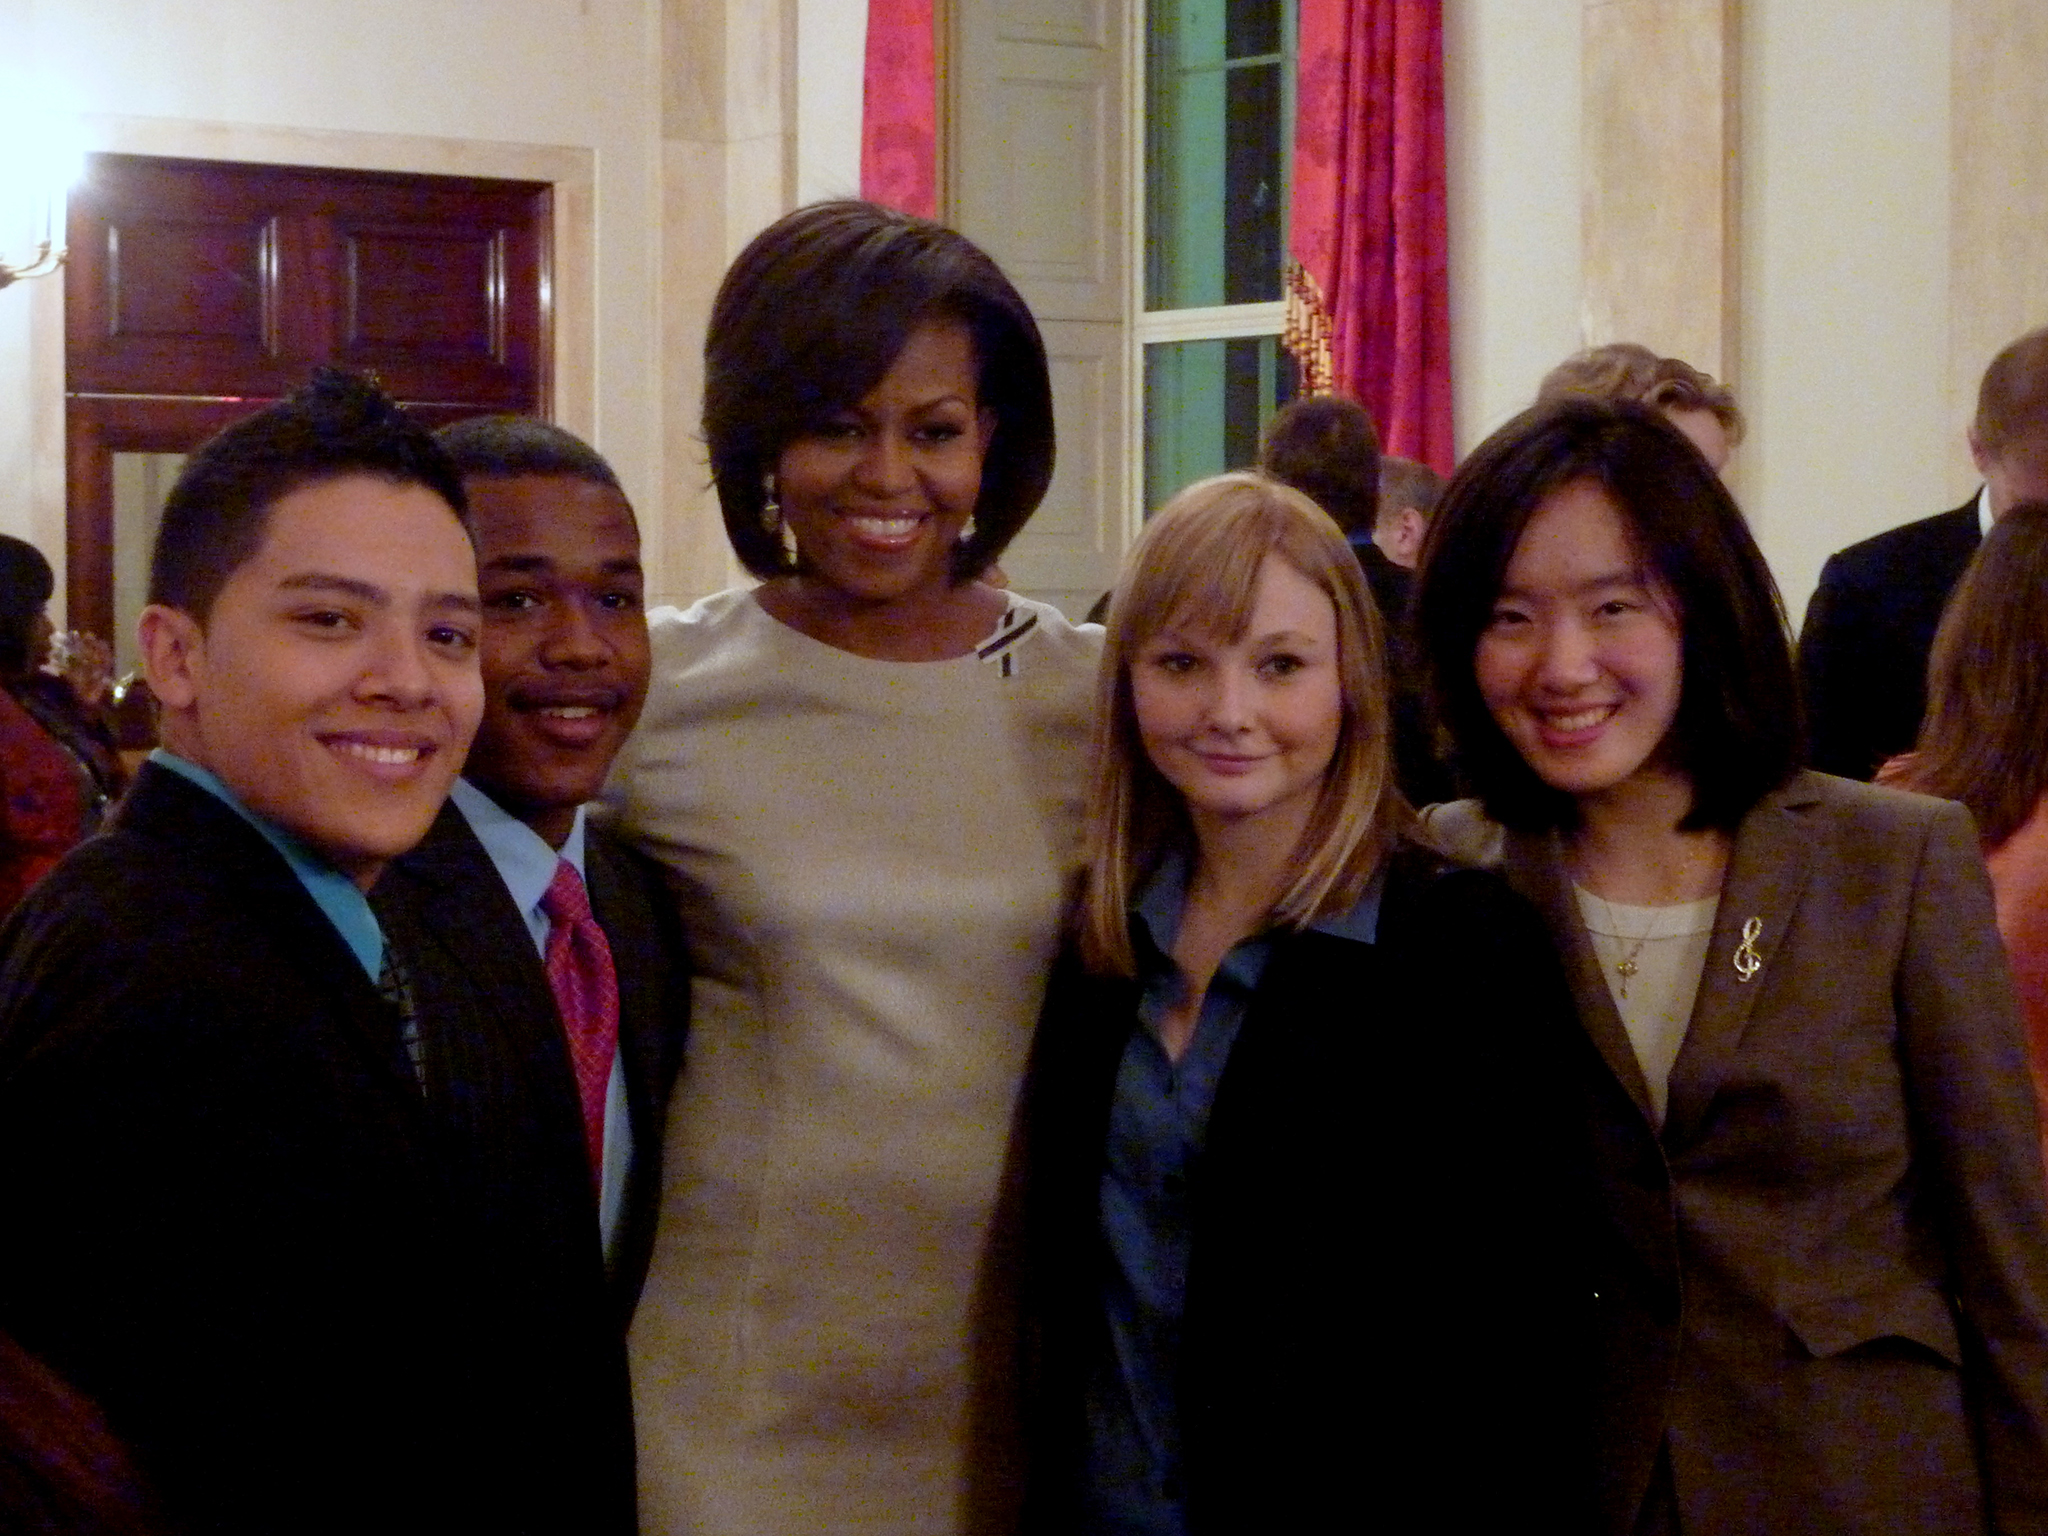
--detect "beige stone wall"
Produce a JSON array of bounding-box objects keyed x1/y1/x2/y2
[
  {"x1": 658, "y1": 0, "x2": 797, "y2": 604},
  {"x1": 1581, "y1": 0, "x2": 1737, "y2": 382},
  {"x1": 1950, "y1": 0, "x2": 2048, "y2": 480}
]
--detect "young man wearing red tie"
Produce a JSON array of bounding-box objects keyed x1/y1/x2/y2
[{"x1": 370, "y1": 416, "x2": 688, "y2": 1536}]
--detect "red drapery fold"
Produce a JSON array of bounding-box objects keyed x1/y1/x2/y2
[
  {"x1": 860, "y1": 0, "x2": 938, "y2": 219},
  {"x1": 1286, "y1": 0, "x2": 1453, "y2": 474}
]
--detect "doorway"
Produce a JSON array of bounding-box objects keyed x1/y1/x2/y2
[{"x1": 65, "y1": 152, "x2": 553, "y2": 669}]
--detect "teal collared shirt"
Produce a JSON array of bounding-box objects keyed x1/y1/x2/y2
[{"x1": 149, "y1": 749, "x2": 386, "y2": 982}]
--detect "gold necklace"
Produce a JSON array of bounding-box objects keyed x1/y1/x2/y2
[{"x1": 1587, "y1": 890, "x2": 1656, "y2": 999}]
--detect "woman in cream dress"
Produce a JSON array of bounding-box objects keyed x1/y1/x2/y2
[{"x1": 607, "y1": 202, "x2": 1098, "y2": 1533}]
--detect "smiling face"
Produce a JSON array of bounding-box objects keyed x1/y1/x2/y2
[
  {"x1": 773, "y1": 317, "x2": 994, "y2": 610},
  {"x1": 461, "y1": 473, "x2": 650, "y2": 847},
  {"x1": 1130, "y1": 553, "x2": 1344, "y2": 846},
  {"x1": 1474, "y1": 477, "x2": 1686, "y2": 811},
  {"x1": 140, "y1": 474, "x2": 484, "y2": 888}
]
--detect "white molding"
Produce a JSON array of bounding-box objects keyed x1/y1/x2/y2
[{"x1": 1133, "y1": 300, "x2": 1286, "y2": 344}]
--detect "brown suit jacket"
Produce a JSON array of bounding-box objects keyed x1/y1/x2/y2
[{"x1": 1497, "y1": 771, "x2": 2048, "y2": 1534}]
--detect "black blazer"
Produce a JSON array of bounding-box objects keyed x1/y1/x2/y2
[
  {"x1": 1020, "y1": 846, "x2": 1592, "y2": 1533},
  {"x1": 0, "y1": 763, "x2": 501, "y2": 1534},
  {"x1": 1797, "y1": 499, "x2": 1981, "y2": 780},
  {"x1": 1352, "y1": 539, "x2": 1454, "y2": 807},
  {"x1": 369, "y1": 801, "x2": 690, "y2": 1535}
]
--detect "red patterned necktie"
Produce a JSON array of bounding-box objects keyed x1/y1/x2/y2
[{"x1": 541, "y1": 858, "x2": 619, "y2": 1187}]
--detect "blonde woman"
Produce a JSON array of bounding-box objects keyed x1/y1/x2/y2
[{"x1": 1020, "y1": 472, "x2": 1587, "y2": 1534}]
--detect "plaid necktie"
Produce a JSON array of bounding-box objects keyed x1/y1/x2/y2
[
  {"x1": 540, "y1": 859, "x2": 620, "y2": 1186},
  {"x1": 378, "y1": 943, "x2": 424, "y2": 1088}
]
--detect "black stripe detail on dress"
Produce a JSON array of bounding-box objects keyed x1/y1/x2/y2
[{"x1": 977, "y1": 609, "x2": 1038, "y2": 660}]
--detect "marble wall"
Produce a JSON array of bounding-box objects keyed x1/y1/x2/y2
[
  {"x1": 1581, "y1": 0, "x2": 1736, "y2": 383},
  {"x1": 1950, "y1": 0, "x2": 2048, "y2": 468},
  {"x1": 1503, "y1": 0, "x2": 2041, "y2": 620}
]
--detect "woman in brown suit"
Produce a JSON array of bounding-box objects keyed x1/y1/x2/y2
[{"x1": 1415, "y1": 398, "x2": 2048, "y2": 1535}]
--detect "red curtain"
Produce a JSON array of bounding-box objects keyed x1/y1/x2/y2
[
  {"x1": 860, "y1": 0, "x2": 938, "y2": 219},
  {"x1": 1286, "y1": 0, "x2": 1453, "y2": 474}
]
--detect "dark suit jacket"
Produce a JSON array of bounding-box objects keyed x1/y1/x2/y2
[
  {"x1": 1350, "y1": 537, "x2": 1454, "y2": 806},
  {"x1": 1798, "y1": 499, "x2": 1981, "y2": 780},
  {"x1": 369, "y1": 801, "x2": 689, "y2": 1536},
  {"x1": 0, "y1": 762, "x2": 502, "y2": 1534},
  {"x1": 1500, "y1": 771, "x2": 2048, "y2": 1535},
  {"x1": 1020, "y1": 845, "x2": 1592, "y2": 1533}
]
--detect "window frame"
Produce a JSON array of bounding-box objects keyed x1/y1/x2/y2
[{"x1": 1125, "y1": 0, "x2": 1298, "y2": 516}]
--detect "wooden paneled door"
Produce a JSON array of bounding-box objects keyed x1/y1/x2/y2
[{"x1": 65, "y1": 153, "x2": 552, "y2": 641}]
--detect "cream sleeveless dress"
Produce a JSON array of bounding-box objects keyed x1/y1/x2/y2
[{"x1": 607, "y1": 589, "x2": 1099, "y2": 1533}]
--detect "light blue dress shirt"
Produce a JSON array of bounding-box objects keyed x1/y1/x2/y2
[
  {"x1": 448, "y1": 778, "x2": 632, "y2": 1259},
  {"x1": 150, "y1": 749, "x2": 385, "y2": 981}
]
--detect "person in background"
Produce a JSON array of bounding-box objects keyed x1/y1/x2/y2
[
  {"x1": 1537, "y1": 341, "x2": 1745, "y2": 474},
  {"x1": 368, "y1": 415, "x2": 690, "y2": 1534},
  {"x1": 1022, "y1": 472, "x2": 1585, "y2": 1533},
  {"x1": 1881, "y1": 499, "x2": 2048, "y2": 1175},
  {"x1": 1258, "y1": 394, "x2": 1450, "y2": 804},
  {"x1": 0, "y1": 369, "x2": 501, "y2": 1534},
  {"x1": 0, "y1": 537, "x2": 124, "y2": 915},
  {"x1": 1415, "y1": 396, "x2": 2048, "y2": 1535},
  {"x1": 1801, "y1": 325, "x2": 2048, "y2": 780},
  {"x1": 607, "y1": 200, "x2": 1100, "y2": 1533},
  {"x1": 1374, "y1": 453, "x2": 1443, "y2": 570},
  {"x1": 1258, "y1": 394, "x2": 1403, "y2": 610}
]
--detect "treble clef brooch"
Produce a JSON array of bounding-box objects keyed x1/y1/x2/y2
[{"x1": 1733, "y1": 916, "x2": 1763, "y2": 982}]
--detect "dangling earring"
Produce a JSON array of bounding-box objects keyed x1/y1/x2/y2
[
  {"x1": 765, "y1": 479, "x2": 794, "y2": 569},
  {"x1": 762, "y1": 476, "x2": 799, "y2": 567}
]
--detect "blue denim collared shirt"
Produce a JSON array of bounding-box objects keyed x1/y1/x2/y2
[{"x1": 1082, "y1": 851, "x2": 1381, "y2": 1534}]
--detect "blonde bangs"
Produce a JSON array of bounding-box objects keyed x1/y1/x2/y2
[{"x1": 1075, "y1": 471, "x2": 1408, "y2": 976}]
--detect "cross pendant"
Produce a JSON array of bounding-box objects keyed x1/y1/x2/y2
[{"x1": 1616, "y1": 957, "x2": 1638, "y2": 980}]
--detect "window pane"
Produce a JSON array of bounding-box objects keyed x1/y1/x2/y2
[
  {"x1": 1145, "y1": 0, "x2": 1288, "y2": 310},
  {"x1": 1143, "y1": 336, "x2": 1300, "y2": 511},
  {"x1": 1227, "y1": 0, "x2": 1280, "y2": 59}
]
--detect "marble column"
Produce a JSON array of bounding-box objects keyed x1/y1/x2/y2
[
  {"x1": 1949, "y1": 0, "x2": 2048, "y2": 478},
  {"x1": 1580, "y1": 0, "x2": 1738, "y2": 383},
  {"x1": 659, "y1": 0, "x2": 799, "y2": 603}
]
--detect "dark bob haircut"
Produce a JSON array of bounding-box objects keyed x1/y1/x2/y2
[
  {"x1": 0, "y1": 536, "x2": 53, "y2": 677},
  {"x1": 151, "y1": 368, "x2": 466, "y2": 623},
  {"x1": 704, "y1": 200, "x2": 1055, "y2": 582},
  {"x1": 435, "y1": 414, "x2": 626, "y2": 497},
  {"x1": 1414, "y1": 397, "x2": 1800, "y2": 833}
]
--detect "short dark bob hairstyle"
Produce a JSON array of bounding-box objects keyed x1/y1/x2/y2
[
  {"x1": 1414, "y1": 397, "x2": 1800, "y2": 833},
  {"x1": 704, "y1": 200, "x2": 1055, "y2": 582}
]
